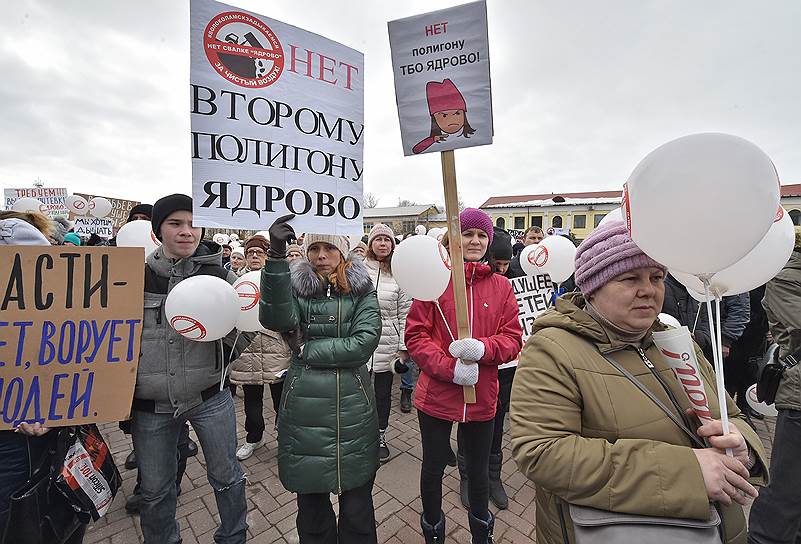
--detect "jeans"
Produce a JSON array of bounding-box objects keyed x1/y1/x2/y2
[
  {"x1": 400, "y1": 357, "x2": 418, "y2": 391},
  {"x1": 132, "y1": 391, "x2": 247, "y2": 544},
  {"x1": 418, "y1": 411, "x2": 494, "y2": 522},
  {"x1": 296, "y1": 477, "x2": 377, "y2": 544},
  {"x1": 373, "y1": 371, "x2": 394, "y2": 430},
  {"x1": 749, "y1": 409, "x2": 801, "y2": 544}
]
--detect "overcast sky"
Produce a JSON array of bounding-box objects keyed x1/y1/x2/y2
[{"x1": 1, "y1": 0, "x2": 799, "y2": 209}]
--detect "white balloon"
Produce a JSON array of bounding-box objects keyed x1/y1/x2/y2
[
  {"x1": 391, "y1": 235, "x2": 451, "y2": 301},
  {"x1": 626, "y1": 133, "x2": 779, "y2": 276},
  {"x1": 710, "y1": 209, "x2": 795, "y2": 296},
  {"x1": 687, "y1": 288, "x2": 708, "y2": 303},
  {"x1": 532, "y1": 235, "x2": 577, "y2": 284},
  {"x1": 230, "y1": 241, "x2": 241, "y2": 249},
  {"x1": 11, "y1": 197, "x2": 47, "y2": 214},
  {"x1": 597, "y1": 207, "x2": 623, "y2": 227},
  {"x1": 88, "y1": 197, "x2": 113, "y2": 219},
  {"x1": 165, "y1": 275, "x2": 240, "y2": 342},
  {"x1": 746, "y1": 384, "x2": 778, "y2": 417},
  {"x1": 658, "y1": 313, "x2": 682, "y2": 328},
  {"x1": 116, "y1": 220, "x2": 161, "y2": 259},
  {"x1": 518, "y1": 243, "x2": 540, "y2": 277},
  {"x1": 233, "y1": 271, "x2": 264, "y2": 332},
  {"x1": 66, "y1": 195, "x2": 89, "y2": 216},
  {"x1": 213, "y1": 233, "x2": 227, "y2": 245},
  {"x1": 229, "y1": 233, "x2": 239, "y2": 241},
  {"x1": 415, "y1": 225, "x2": 427, "y2": 235},
  {"x1": 671, "y1": 270, "x2": 712, "y2": 302}
]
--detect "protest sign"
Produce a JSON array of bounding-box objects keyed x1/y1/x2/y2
[
  {"x1": 74, "y1": 217, "x2": 114, "y2": 238},
  {"x1": 388, "y1": 0, "x2": 492, "y2": 156},
  {"x1": 0, "y1": 247, "x2": 144, "y2": 429},
  {"x1": 511, "y1": 273, "x2": 555, "y2": 341},
  {"x1": 190, "y1": 0, "x2": 365, "y2": 236},
  {"x1": 4, "y1": 187, "x2": 69, "y2": 218},
  {"x1": 74, "y1": 193, "x2": 141, "y2": 230},
  {"x1": 652, "y1": 327, "x2": 713, "y2": 421}
]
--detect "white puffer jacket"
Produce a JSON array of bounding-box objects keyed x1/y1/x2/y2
[{"x1": 365, "y1": 258, "x2": 412, "y2": 373}]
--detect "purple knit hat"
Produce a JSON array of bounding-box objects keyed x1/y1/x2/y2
[
  {"x1": 575, "y1": 220, "x2": 666, "y2": 296},
  {"x1": 459, "y1": 208, "x2": 494, "y2": 244}
]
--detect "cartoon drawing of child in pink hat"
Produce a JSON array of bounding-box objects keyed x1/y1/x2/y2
[{"x1": 412, "y1": 78, "x2": 476, "y2": 154}]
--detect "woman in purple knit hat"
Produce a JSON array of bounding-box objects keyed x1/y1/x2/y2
[{"x1": 508, "y1": 220, "x2": 768, "y2": 544}]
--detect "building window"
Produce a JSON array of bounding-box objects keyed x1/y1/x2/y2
[
  {"x1": 790, "y1": 209, "x2": 801, "y2": 226},
  {"x1": 495, "y1": 217, "x2": 506, "y2": 229},
  {"x1": 514, "y1": 216, "x2": 525, "y2": 230},
  {"x1": 401, "y1": 221, "x2": 416, "y2": 234},
  {"x1": 594, "y1": 213, "x2": 607, "y2": 228},
  {"x1": 573, "y1": 214, "x2": 586, "y2": 229},
  {"x1": 552, "y1": 215, "x2": 562, "y2": 228},
  {"x1": 531, "y1": 216, "x2": 543, "y2": 228}
]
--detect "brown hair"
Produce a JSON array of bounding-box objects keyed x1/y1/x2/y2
[
  {"x1": 325, "y1": 259, "x2": 352, "y2": 294},
  {"x1": 0, "y1": 211, "x2": 55, "y2": 238},
  {"x1": 366, "y1": 244, "x2": 393, "y2": 274},
  {"x1": 429, "y1": 112, "x2": 476, "y2": 140},
  {"x1": 525, "y1": 225, "x2": 543, "y2": 236}
]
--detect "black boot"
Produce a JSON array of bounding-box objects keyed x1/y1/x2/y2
[
  {"x1": 488, "y1": 453, "x2": 509, "y2": 510},
  {"x1": 124, "y1": 449, "x2": 137, "y2": 470},
  {"x1": 457, "y1": 451, "x2": 470, "y2": 509},
  {"x1": 379, "y1": 429, "x2": 390, "y2": 463},
  {"x1": 400, "y1": 388, "x2": 412, "y2": 413},
  {"x1": 468, "y1": 511, "x2": 495, "y2": 544},
  {"x1": 421, "y1": 511, "x2": 446, "y2": 543}
]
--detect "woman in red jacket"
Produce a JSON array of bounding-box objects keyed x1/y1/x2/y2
[{"x1": 405, "y1": 208, "x2": 522, "y2": 544}]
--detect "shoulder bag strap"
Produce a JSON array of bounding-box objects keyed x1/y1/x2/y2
[{"x1": 599, "y1": 352, "x2": 705, "y2": 449}]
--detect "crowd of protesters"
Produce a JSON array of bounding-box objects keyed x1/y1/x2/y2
[{"x1": 1, "y1": 196, "x2": 797, "y2": 544}]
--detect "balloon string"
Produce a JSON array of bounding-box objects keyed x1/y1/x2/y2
[
  {"x1": 435, "y1": 302, "x2": 456, "y2": 343},
  {"x1": 219, "y1": 331, "x2": 242, "y2": 392},
  {"x1": 692, "y1": 305, "x2": 702, "y2": 334},
  {"x1": 703, "y1": 281, "x2": 733, "y2": 457}
]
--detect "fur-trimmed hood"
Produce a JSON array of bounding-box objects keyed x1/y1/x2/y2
[{"x1": 290, "y1": 257, "x2": 374, "y2": 298}]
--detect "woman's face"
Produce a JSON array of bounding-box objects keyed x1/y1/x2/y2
[
  {"x1": 589, "y1": 266, "x2": 666, "y2": 331},
  {"x1": 230, "y1": 253, "x2": 245, "y2": 270},
  {"x1": 287, "y1": 250, "x2": 303, "y2": 263},
  {"x1": 461, "y1": 228, "x2": 489, "y2": 262},
  {"x1": 308, "y1": 242, "x2": 342, "y2": 275},
  {"x1": 370, "y1": 235, "x2": 393, "y2": 260},
  {"x1": 434, "y1": 109, "x2": 465, "y2": 134},
  {"x1": 246, "y1": 246, "x2": 267, "y2": 270}
]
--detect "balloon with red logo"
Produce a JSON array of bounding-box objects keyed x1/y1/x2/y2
[
  {"x1": 233, "y1": 271, "x2": 264, "y2": 332},
  {"x1": 165, "y1": 275, "x2": 240, "y2": 342},
  {"x1": 392, "y1": 234, "x2": 450, "y2": 301},
  {"x1": 116, "y1": 220, "x2": 161, "y2": 260},
  {"x1": 66, "y1": 195, "x2": 89, "y2": 216},
  {"x1": 88, "y1": 197, "x2": 113, "y2": 219},
  {"x1": 532, "y1": 235, "x2": 577, "y2": 284}
]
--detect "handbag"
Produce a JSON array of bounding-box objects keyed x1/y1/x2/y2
[
  {"x1": 2, "y1": 431, "x2": 83, "y2": 544},
  {"x1": 563, "y1": 352, "x2": 724, "y2": 544},
  {"x1": 756, "y1": 343, "x2": 799, "y2": 404}
]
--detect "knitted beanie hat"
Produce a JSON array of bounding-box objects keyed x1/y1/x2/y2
[
  {"x1": 127, "y1": 203, "x2": 153, "y2": 222},
  {"x1": 152, "y1": 194, "x2": 193, "y2": 240},
  {"x1": 231, "y1": 247, "x2": 245, "y2": 258},
  {"x1": 286, "y1": 243, "x2": 304, "y2": 257},
  {"x1": 489, "y1": 227, "x2": 512, "y2": 260},
  {"x1": 304, "y1": 233, "x2": 350, "y2": 258},
  {"x1": 575, "y1": 220, "x2": 666, "y2": 296},
  {"x1": 63, "y1": 232, "x2": 82, "y2": 246},
  {"x1": 244, "y1": 235, "x2": 270, "y2": 253},
  {"x1": 459, "y1": 208, "x2": 494, "y2": 244},
  {"x1": 368, "y1": 223, "x2": 395, "y2": 249}
]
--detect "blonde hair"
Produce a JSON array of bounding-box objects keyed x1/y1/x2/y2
[
  {"x1": 326, "y1": 259, "x2": 352, "y2": 294},
  {"x1": 0, "y1": 211, "x2": 55, "y2": 238}
]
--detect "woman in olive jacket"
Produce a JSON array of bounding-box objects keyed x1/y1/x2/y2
[{"x1": 260, "y1": 215, "x2": 382, "y2": 544}]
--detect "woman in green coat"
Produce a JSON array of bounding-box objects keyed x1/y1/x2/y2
[{"x1": 260, "y1": 215, "x2": 381, "y2": 544}]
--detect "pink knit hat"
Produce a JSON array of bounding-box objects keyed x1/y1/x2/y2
[
  {"x1": 575, "y1": 220, "x2": 666, "y2": 296},
  {"x1": 368, "y1": 223, "x2": 395, "y2": 249},
  {"x1": 459, "y1": 208, "x2": 494, "y2": 244}
]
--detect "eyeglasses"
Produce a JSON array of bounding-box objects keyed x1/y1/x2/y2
[{"x1": 246, "y1": 249, "x2": 266, "y2": 257}]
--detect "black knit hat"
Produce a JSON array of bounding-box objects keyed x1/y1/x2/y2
[
  {"x1": 127, "y1": 203, "x2": 153, "y2": 222},
  {"x1": 152, "y1": 194, "x2": 193, "y2": 240},
  {"x1": 489, "y1": 227, "x2": 513, "y2": 261}
]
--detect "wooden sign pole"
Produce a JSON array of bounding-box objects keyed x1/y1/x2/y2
[{"x1": 441, "y1": 150, "x2": 476, "y2": 404}]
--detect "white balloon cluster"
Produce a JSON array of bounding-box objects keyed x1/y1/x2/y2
[
  {"x1": 117, "y1": 220, "x2": 161, "y2": 260},
  {"x1": 392, "y1": 235, "x2": 451, "y2": 301},
  {"x1": 518, "y1": 235, "x2": 577, "y2": 284},
  {"x1": 65, "y1": 195, "x2": 113, "y2": 218}
]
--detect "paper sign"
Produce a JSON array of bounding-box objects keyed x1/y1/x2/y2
[
  {"x1": 190, "y1": 0, "x2": 365, "y2": 236},
  {"x1": 388, "y1": 0, "x2": 493, "y2": 156},
  {"x1": 652, "y1": 326, "x2": 713, "y2": 421},
  {"x1": 0, "y1": 247, "x2": 144, "y2": 429},
  {"x1": 74, "y1": 193, "x2": 141, "y2": 230},
  {"x1": 4, "y1": 187, "x2": 69, "y2": 218},
  {"x1": 73, "y1": 217, "x2": 114, "y2": 238},
  {"x1": 511, "y1": 274, "x2": 554, "y2": 341}
]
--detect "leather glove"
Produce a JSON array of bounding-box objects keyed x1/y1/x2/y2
[
  {"x1": 267, "y1": 214, "x2": 296, "y2": 259},
  {"x1": 453, "y1": 358, "x2": 479, "y2": 386},
  {"x1": 449, "y1": 338, "x2": 485, "y2": 362},
  {"x1": 392, "y1": 359, "x2": 410, "y2": 375}
]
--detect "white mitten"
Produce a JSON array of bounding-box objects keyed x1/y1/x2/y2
[
  {"x1": 453, "y1": 358, "x2": 479, "y2": 386},
  {"x1": 449, "y1": 338, "x2": 485, "y2": 361}
]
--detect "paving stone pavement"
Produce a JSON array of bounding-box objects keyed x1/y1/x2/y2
[{"x1": 86, "y1": 386, "x2": 776, "y2": 544}]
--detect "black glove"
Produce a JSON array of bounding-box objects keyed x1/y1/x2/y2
[
  {"x1": 393, "y1": 359, "x2": 410, "y2": 374},
  {"x1": 267, "y1": 214, "x2": 296, "y2": 259}
]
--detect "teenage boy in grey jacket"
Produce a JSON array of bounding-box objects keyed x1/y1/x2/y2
[{"x1": 131, "y1": 194, "x2": 250, "y2": 544}]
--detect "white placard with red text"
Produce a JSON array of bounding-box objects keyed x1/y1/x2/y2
[
  {"x1": 388, "y1": 0, "x2": 493, "y2": 156},
  {"x1": 190, "y1": 0, "x2": 364, "y2": 235},
  {"x1": 652, "y1": 326, "x2": 714, "y2": 421},
  {"x1": 4, "y1": 187, "x2": 69, "y2": 218}
]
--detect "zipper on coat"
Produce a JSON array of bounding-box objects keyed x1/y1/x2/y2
[
  {"x1": 635, "y1": 347, "x2": 692, "y2": 426},
  {"x1": 336, "y1": 368, "x2": 342, "y2": 494},
  {"x1": 355, "y1": 373, "x2": 371, "y2": 405},
  {"x1": 282, "y1": 376, "x2": 298, "y2": 411}
]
